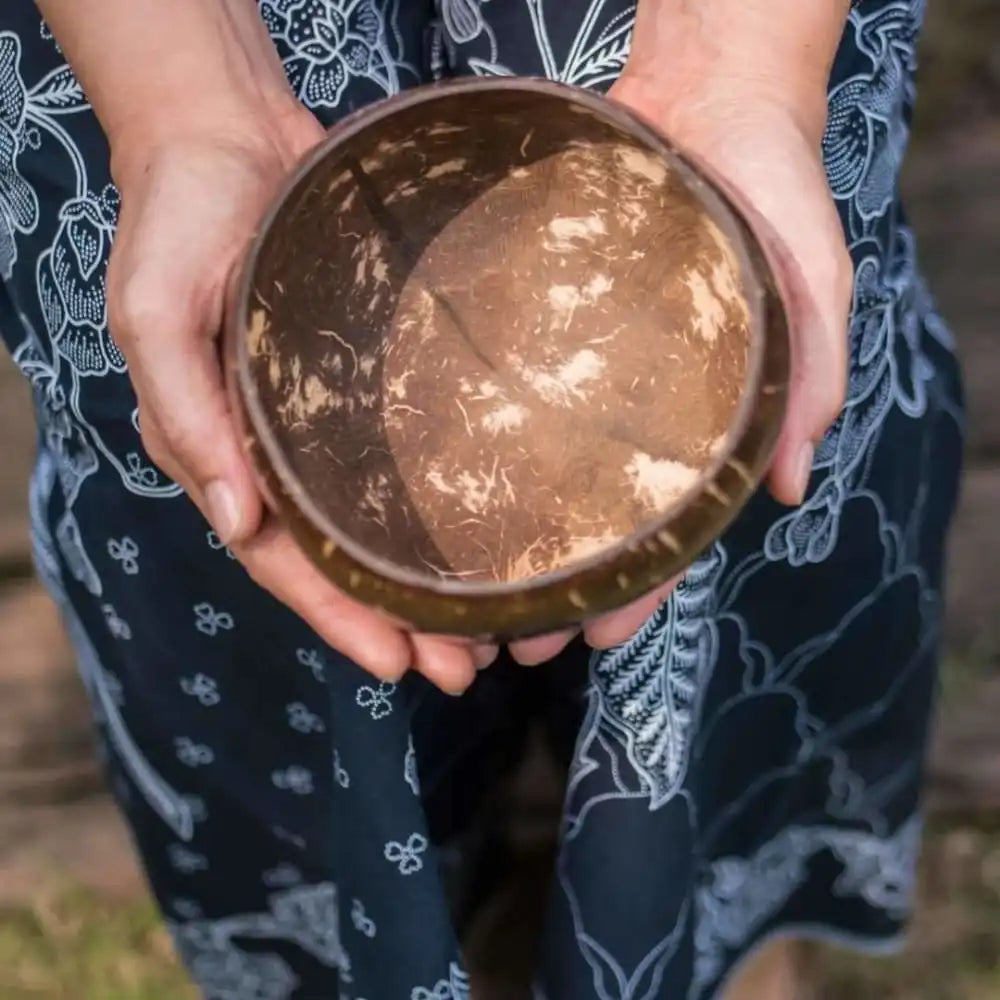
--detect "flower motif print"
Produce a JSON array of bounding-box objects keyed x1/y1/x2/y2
[
  {"x1": 262, "y1": 0, "x2": 386, "y2": 107},
  {"x1": 37, "y1": 186, "x2": 123, "y2": 375},
  {"x1": 350, "y1": 898, "x2": 376, "y2": 938},
  {"x1": 194, "y1": 602, "x2": 235, "y2": 636},
  {"x1": 272, "y1": 765, "x2": 315, "y2": 795},
  {"x1": 822, "y1": 1, "x2": 921, "y2": 233},
  {"x1": 125, "y1": 451, "x2": 160, "y2": 489},
  {"x1": 175, "y1": 737, "x2": 215, "y2": 768},
  {"x1": 384, "y1": 833, "x2": 428, "y2": 875},
  {"x1": 356, "y1": 681, "x2": 395, "y2": 720},
  {"x1": 764, "y1": 226, "x2": 934, "y2": 566},
  {"x1": 0, "y1": 32, "x2": 40, "y2": 279},
  {"x1": 107, "y1": 535, "x2": 139, "y2": 574},
  {"x1": 287, "y1": 701, "x2": 325, "y2": 734},
  {"x1": 180, "y1": 673, "x2": 221, "y2": 706},
  {"x1": 206, "y1": 530, "x2": 236, "y2": 559}
]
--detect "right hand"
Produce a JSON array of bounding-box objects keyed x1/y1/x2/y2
[{"x1": 106, "y1": 102, "x2": 497, "y2": 693}]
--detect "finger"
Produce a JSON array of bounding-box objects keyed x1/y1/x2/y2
[
  {"x1": 232, "y1": 522, "x2": 411, "y2": 681},
  {"x1": 108, "y1": 177, "x2": 270, "y2": 545},
  {"x1": 712, "y1": 160, "x2": 851, "y2": 507},
  {"x1": 666, "y1": 134, "x2": 851, "y2": 506},
  {"x1": 473, "y1": 643, "x2": 500, "y2": 670},
  {"x1": 758, "y1": 213, "x2": 852, "y2": 506},
  {"x1": 583, "y1": 578, "x2": 678, "y2": 649},
  {"x1": 115, "y1": 289, "x2": 261, "y2": 545},
  {"x1": 508, "y1": 629, "x2": 579, "y2": 667},
  {"x1": 410, "y1": 635, "x2": 478, "y2": 695}
]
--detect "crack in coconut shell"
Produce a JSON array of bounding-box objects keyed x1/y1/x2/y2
[{"x1": 242, "y1": 95, "x2": 753, "y2": 588}]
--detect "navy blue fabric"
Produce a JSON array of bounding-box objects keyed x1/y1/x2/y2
[{"x1": 0, "y1": 2, "x2": 964, "y2": 998}]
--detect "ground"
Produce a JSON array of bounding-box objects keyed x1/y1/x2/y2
[{"x1": 1, "y1": 4, "x2": 999, "y2": 999}]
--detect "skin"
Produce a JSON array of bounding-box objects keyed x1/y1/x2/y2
[{"x1": 37, "y1": 0, "x2": 852, "y2": 696}]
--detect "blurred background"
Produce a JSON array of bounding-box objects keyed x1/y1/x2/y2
[{"x1": 1, "y1": 3, "x2": 998, "y2": 998}]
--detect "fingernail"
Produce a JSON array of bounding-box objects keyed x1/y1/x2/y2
[
  {"x1": 473, "y1": 644, "x2": 499, "y2": 671},
  {"x1": 794, "y1": 443, "x2": 814, "y2": 504},
  {"x1": 205, "y1": 480, "x2": 240, "y2": 543}
]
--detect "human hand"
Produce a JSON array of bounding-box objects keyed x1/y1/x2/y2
[
  {"x1": 609, "y1": 58, "x2": 851, "y2": 511},
  {"x1": 107, "y1": 102, "x2": 510, "y2": 693},
  {"x1": 507, "y1": 27, "x2": 852, "y2": 667}
]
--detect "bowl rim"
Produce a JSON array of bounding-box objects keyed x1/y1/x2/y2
[{"x1": 231, "y1": 75, "x2": 770, "y2": 598}]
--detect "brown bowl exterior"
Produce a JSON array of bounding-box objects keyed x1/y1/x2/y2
[{"x1": 223, "y1": 78, "x2": 791, "y2": 641}]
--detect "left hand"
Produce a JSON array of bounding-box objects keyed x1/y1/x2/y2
[{"x1": 507, "y1": 52, "x2": 851, "y2": 667}]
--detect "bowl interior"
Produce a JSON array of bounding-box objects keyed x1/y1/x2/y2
[{"x1": 242, "y1": 83, "x2": 757, "y2": 590}]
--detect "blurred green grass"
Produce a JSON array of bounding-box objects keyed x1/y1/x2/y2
[
  {"x1": 0, "y1": 889, "x2": 195, "y2": 1000},
  {"x1": 4, "y1": 826, "x2": 1000, "y2": 1000}
]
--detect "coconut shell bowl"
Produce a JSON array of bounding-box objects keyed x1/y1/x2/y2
[{"x1": 224, "y1": 78, "x2": 790, "y2": 641}]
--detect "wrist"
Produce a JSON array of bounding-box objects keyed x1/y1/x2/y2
[
  {"x1": 622, "y1": 0, "x2": 849, "y2": 144},
  {"x1": 39, "y1": 0, "x2": 320, "y2": 185},
  {"x1": 108, "y1": 93, "x2": 322, "y2": 194},
  {"x1": 612, "y1": 67, "x2": 827, "y2": 153}
]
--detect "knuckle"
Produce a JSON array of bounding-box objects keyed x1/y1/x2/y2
[
  {"x1": 108, "y1": 271, "x2": 183, "y2": 346},
  {"x1": 153, "y1": 412, "x2": 203, "y2": 468},
  {"x1": 138, "y1": 420, "x2": 171, "y2": 472}
]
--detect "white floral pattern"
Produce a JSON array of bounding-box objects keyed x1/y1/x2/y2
[
  {"x1": 263, "y1": 0, "x2": 417, "y2": 106},
  {"x1": 0, "y1": 33, "x2": 38, "y2": 278}
]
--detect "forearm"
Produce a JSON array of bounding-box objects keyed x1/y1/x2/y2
[
  {"x1": 625, "y1": 0, "x2": 852, "y2": 137},
  {"x1": 35, "y1": 1, "x2": 304, "y2": 166}
]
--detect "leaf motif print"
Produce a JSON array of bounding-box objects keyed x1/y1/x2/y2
[
  {"x1": 466, "y1": 57, "x2": 515, "y2": 77},
  {"x1": 262, "y1": 0, "x2": 415, "y2": 108},
  {"x1": 440, "y1": 0, "x2": 485, "y2": 44},
  {"x1": 562, "y1": 10, "x2": 633, "y2": 90},
  {"x1": 27, "y1": 65, "x2": 88, "y2": 112},
  {"x1": 591, "y1": 544, "x2": 725, "y2": 808},
  {"x1": 822, "y1": 77, "x2": 872, "y2": 200}
]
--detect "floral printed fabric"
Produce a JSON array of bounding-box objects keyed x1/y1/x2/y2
[{"x1": 0, "y1": 2, "x2": 963, "y2": 998}]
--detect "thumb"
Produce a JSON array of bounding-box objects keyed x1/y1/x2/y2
[
  {"x1": 112, "y1": 271, "x2": 264, "y2": 545},
  {"x1": 665, "y1": 126, "x2": 852, "y2": 507},
  {"x1": 753, "y1": 215, "x2": 852, "y2": 507},
  {"x1": 702, "y1": 162, "x2": 851, "y2": 507}
]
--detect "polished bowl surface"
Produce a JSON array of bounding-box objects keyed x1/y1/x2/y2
[{"x1": 226, "y1": 77, "x2": 790, "y2": 639}]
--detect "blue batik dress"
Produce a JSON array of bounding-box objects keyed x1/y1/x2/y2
[{"x1": 0, "y1": 1, "x2": 964, "y2": 997}]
